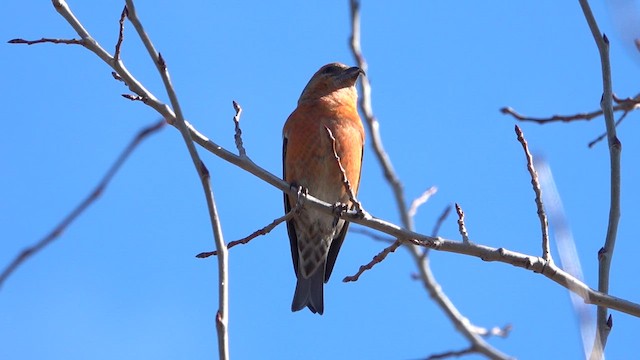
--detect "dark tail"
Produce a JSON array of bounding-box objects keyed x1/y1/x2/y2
[{"x1": 291, "y1": 269, "x2": 324, "y2": 315}]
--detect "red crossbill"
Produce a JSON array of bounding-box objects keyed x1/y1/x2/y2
[{"x1": 283, "y1": 63, "x2": 365, "y2": 315}]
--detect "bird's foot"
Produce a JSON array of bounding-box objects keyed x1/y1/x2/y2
[
  {"x1": 293, "y1": 183, "x2": 308, "y2": 209},
  {"x1": 331, "y1": 202, "x2": 349, "y2": 227}
]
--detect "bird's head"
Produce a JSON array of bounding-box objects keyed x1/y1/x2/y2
[{"x1": 298, "y1": 63, "x2": 364, "y2": 105}]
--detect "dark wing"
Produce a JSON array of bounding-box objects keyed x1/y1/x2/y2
[
  {"x1": 323, "y1": 142, "x2": 364, "y2": 283},
  {"x1": 283, "y1": 136, "x2": 300, "y2": 277},
  {"x1": 324, "y1": 220, "x2": 349, "y2": 283}
]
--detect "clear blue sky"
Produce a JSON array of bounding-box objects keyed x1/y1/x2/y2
[{"x1": 2, "y1": 1, "x2": 640, "y2": 359}]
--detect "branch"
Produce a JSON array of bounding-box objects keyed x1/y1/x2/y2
[
  {"x1": 324, "y1": 126, "x2": 366, "y2": 215},
  {"x1": 420, "y1": 204, "x2": 452, "y2": 260},
  {"x1": 500, "y1": 94, "x2": 640, "y2": 124},
  {"x1": 454, "y1": 203, "x2": 470, "y2": 244},
  {"x1": 114, "y1": 6, "x2": 126, "y2": 61},
  {"x1": 196, "y1": 204, "x2": 298, "y2": 258},
  {"x1": 232, "y1": 100, "x2": 247, "y2": 158},
  {"x1": 22, "y1": 1, "x2": 233, "y2": 357},
  {"x1": 350, "y1": 227, "x2": 395, "y2": 243},
  {"x1": 588, "y1": 110, "x2": 630, "y2": 148},
  {"x1": 408, "y1": 187, "x2": 438, "y2": 219},
  {"x1": 578, "y1": 1, "x2": 622, "y2": 358},
  {"x1": 123, "y1": 1, "x2": 229, "y2": 358},
  {"x1": 7, "y1": 37, "x2": 82, "y2": 45},
  {"x1": 430, "y1": 205, "x2": 452, "y2": 244},
  {"x1": 343, "y1": 239, "x2": 402, "y2": 282},
  {"x1": 514, "y1": 125, "x2": 552, "y2": 261},
  {"x1": 0, "y1": 119, "x2": 165, "y2": 289},
  {"x1": 348, "y1": 1, "x2": 512, "y2": 359},
  {"x1": 425, "y1": 346, "x2": 474, "y2": 360},
  {"x1": 500, "y1": 106, "x2": 603, "y2": 123}
]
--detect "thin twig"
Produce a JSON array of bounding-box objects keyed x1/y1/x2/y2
[
  {"x1": 0, "y1": 119, "x2": 165, "y2": 289},
  {"x1": 7, "y1": 37, "x2": 83, "y2": 45},
  {"x1": 348, "y1": 1, "x2": 512, "y2": 358},
  {"x1": 425, "y1": 346, "x2": 474, "y2": 360},
  {"x1": 514, "y1": 125, "x2": 551, "y2": 262},
  {"x1": 588, "y1": 111, "x2": 630, "y2": 148},
  {"x1": 114, "y1": 6, "x2": 127, "y2": 61},
  {"x1": 232, "y1": 101, "x2": 247, "y2": 158},
  {"x1": 500, "y1": 94, "x2": 640, "y2": 124},
  {"x1": 350, "y1": 227, "x2": 395, "y2": 243},
  {"x1": 408, "y1": 187, "x2": 438, "y2": 218},
  {"x1": 578, "y1": 1, "x2": 622, "y2": 358},
  {"x1": 196, "y1": 205, "x2": 298, "y2": 258},
  {"x1": 420, "y1": 204, "x2": 452, "y2": 260},
  {"x1": 324, "y1": 126, "x2": 365, "y2": 216},
  {"x1": 124, "y1": 1, "x2": 229, "y2": 358},
  {"x1": 343, "y1": 239, "x2": 402, "y2": 282},
  {"x1": 431, "y1": 205, "x2": 452, "y2": 240},
  {"x1": 454, "y1": 204, "x2": 470, "y2": 243},
  {"x1": 501, "y1": 106, "x2": 605, "y2": 123}
]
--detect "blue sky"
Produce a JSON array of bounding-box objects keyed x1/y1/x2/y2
[{"x1": 2, "y1": 1, "x2": 640, "y2": 359}]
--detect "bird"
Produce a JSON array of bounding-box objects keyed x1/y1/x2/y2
[{"x1": 282, "y1": 63, "x2": 365, "y2": 315}]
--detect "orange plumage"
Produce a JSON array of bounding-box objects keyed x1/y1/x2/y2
[{"x1": 283, "y1": 63, "x2": 365, "y2": 315}]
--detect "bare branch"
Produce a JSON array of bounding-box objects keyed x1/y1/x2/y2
[
  {"x1": 578, "y1": 1, "x2": 622, "y2": 358},
  {"x1": 196, "y1": 205, "x2": 298, "y2": 258},
  {"x1": 514, "y1": 125, "x2": 552, "y2": 262},
  {"x1": 501, "y1": 106, "x2": 606, "y2": 123},
  {"x1": 324, "y1": 126, "x2": 366, "y2": 216},
  {"x1": 348, "y1": 2, "x2": 512, "y2": 359},
  {"x1": 419, "y1": 205, "x2": 453, "y2": 260},
  {"x1": 500, "y1": 94, "x2": 640, "y2": 125},
  {"x1": 7, "y1": 37, "x2": 82, "y2": 45},
  {"x1": 588, "y1": 110, "x2": 630, "y2": 148},
  {"x1": 343, "y1": 239, "x2": 402, "y2": 282},
  {"x1": 232, "y1": 101, "x2": 247, "y2": 158},
  {"x1": 408, "y1": 187, "x2": 438, "y2": 218},
  {"x1": 425, "y1": 346, "x2": 474, "y2": 360},
  {"x1": 431, "y1": 205, "x2": 452, "y2": 241},
  {"x1": 0, "y1": 119, "x2": 165, "y2": 289},
  {"x1": 123, "y1": 1, "x2": 229, "y2": 357},
  {"x1": 114, "y1": 5, "x2": 127, "y2": 61},
  {"x1": 350, "y1": 227, "x2": 395, "y2": 243},
  {"x1": 454, "y1": 204, "x2": 470, "y2": 243}
]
